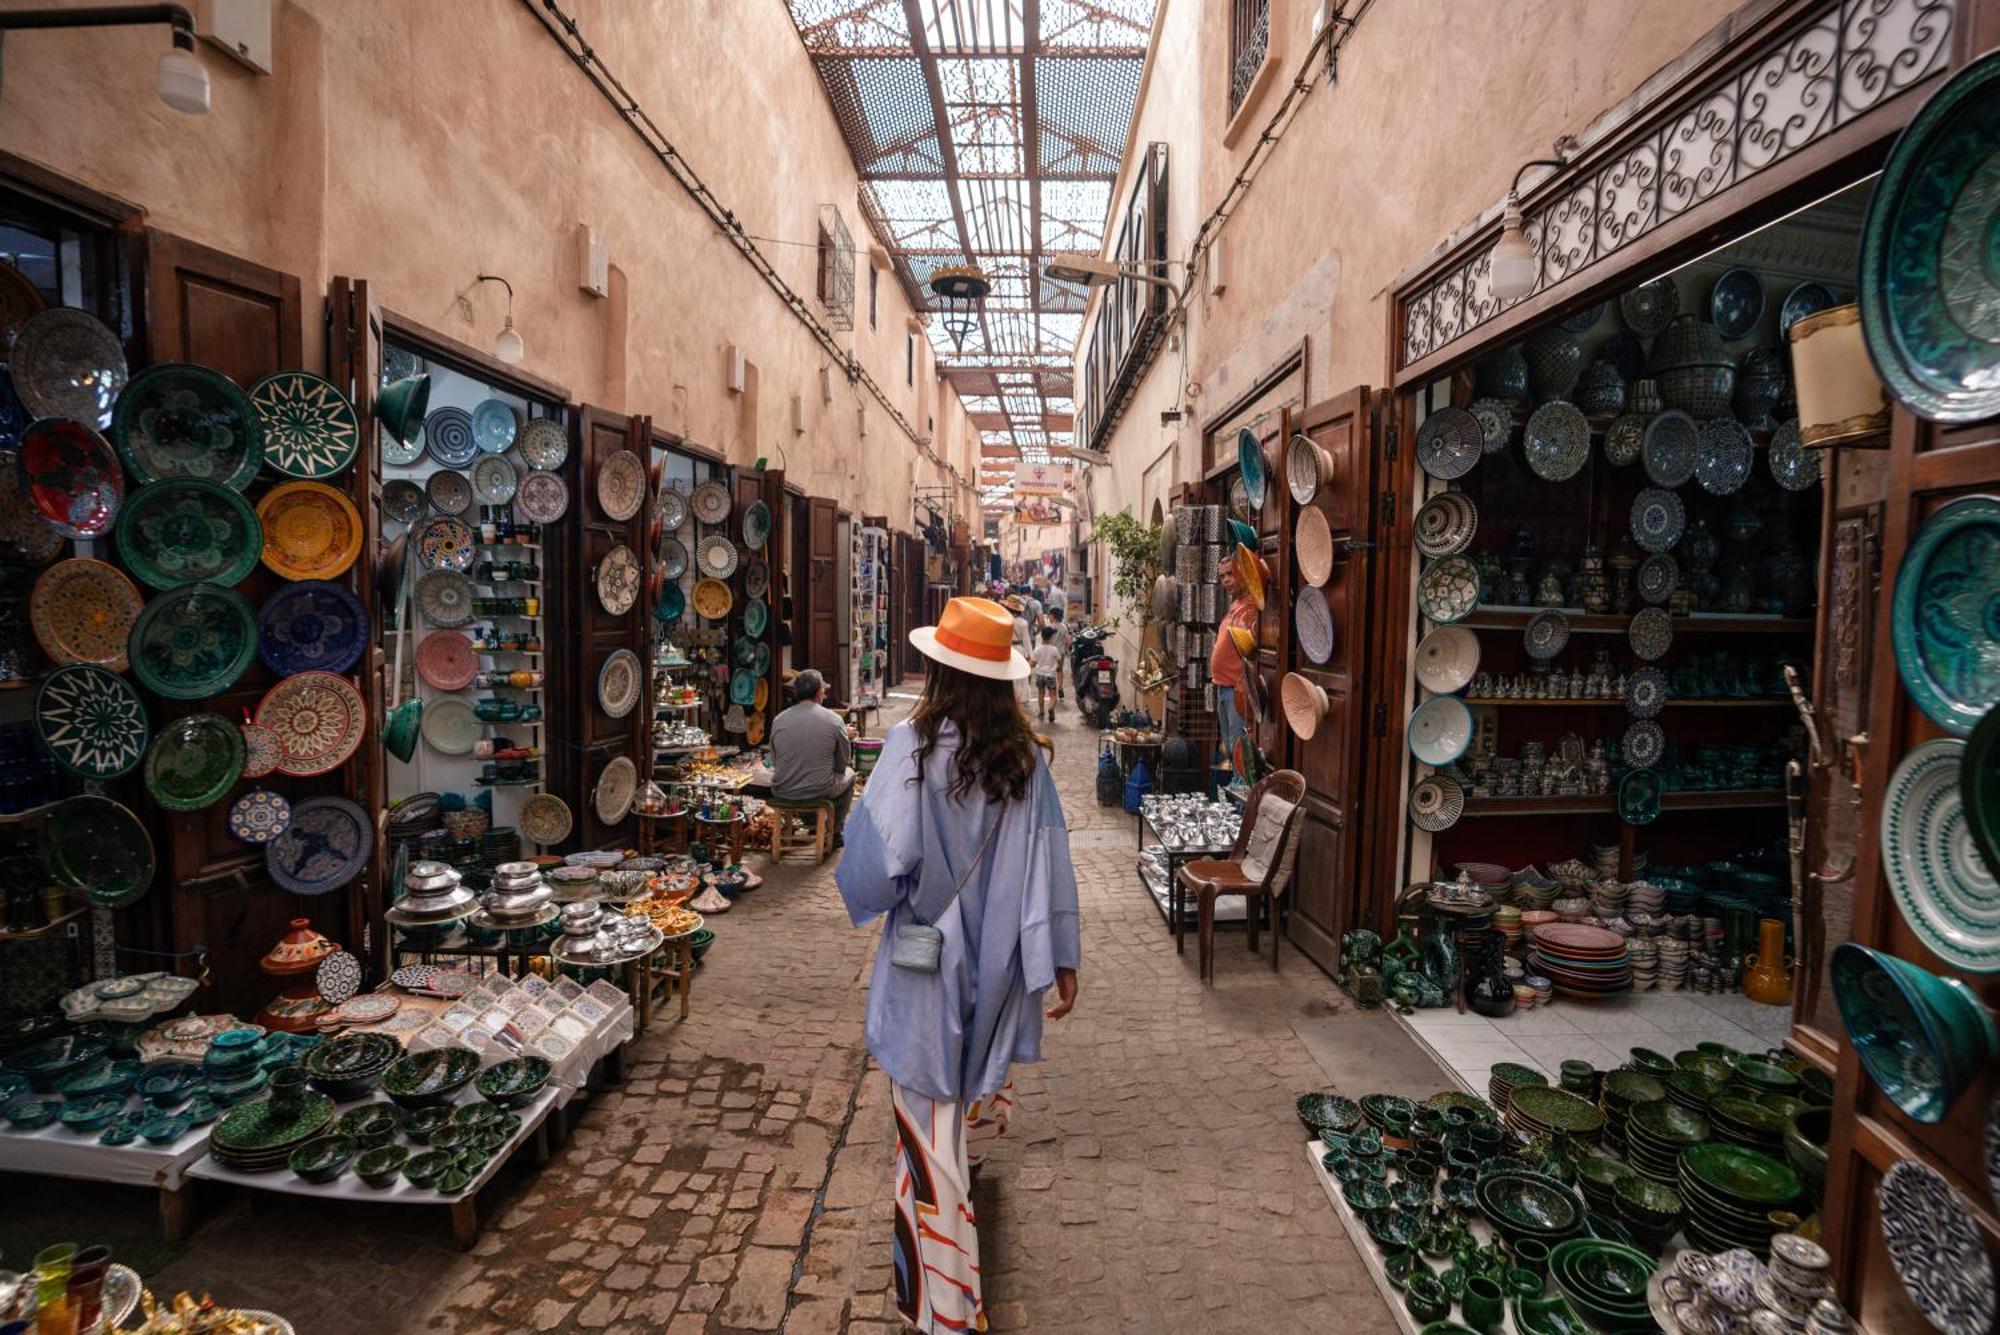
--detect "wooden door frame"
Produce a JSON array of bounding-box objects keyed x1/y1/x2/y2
[{"x1": 574, "y1": 405, "x2": 651, "y2": 847}]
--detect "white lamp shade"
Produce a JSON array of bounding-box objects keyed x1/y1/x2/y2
[
  {"x1": 1489, "y1": 224, "x2": 1539, "y2": 304},
  {"x1": 157, "y1": 46, "x2": 209, "y2": 116},
  {"x1": 1787, "y1": 304, "x2": 1889, "y2": 447},
  {"x1": 494, "y1": 318, "x2": 525, "y2": 365}
]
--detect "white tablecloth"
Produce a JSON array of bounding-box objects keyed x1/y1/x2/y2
[{"x1": 0, "y1": 1115, "x2": 210, "y2": 1190}]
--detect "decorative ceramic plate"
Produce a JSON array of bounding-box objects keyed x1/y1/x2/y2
[
  {"x1": 258, "y1": 579, "x2": 367, "y2": 676},
  {"x1": 259, "y1": 481, "x2": 362, "y2": 580},
  {"x1": 598, "y1": 648, "x2": 641, "y2": 719},
  {"x1": 471, "y1": 454, "x2": 518, "y2": 505},
  {"x1": 1409, "y1": 775, "x2": 1465, "y2": 832},
  {"x1": 1629, "y1": 606, "x2": 1673, "y2": 661},
  {"x1": 0, "y1": 260, "x2": 45, "y2": 353},
  {"x1": 420, "y1": 697, "x2": 479, "y2": 755},
  {"x1": 518, "y1": 416, "x2": 566, "y2": 469},
  {"x1": 35, "y1": 664, "x2": 147, "y2": 779},
  {"x1": 1414, "y1": 625, "x2": 1479, "y2": 695},
  {"x1": 1630, "y1": 488, "x2": 1686, "y2": 554},
  {"x1": 142, "y1": 712, "x2": 244, "y2": 812},
  {"x1": 730, "y1": 667, "x2": 758, "y2": 707},
  {"x1": 470, "y1": 399, "x2": 518, "y2": 454},
  {"x1": 742, "y1": 499, "x2": 771, "y2": 550},
  {"x1": 11, "y1": 307, "x2": 128, "y2": 428},
  {"x1": 1603, "y1": 413, "x2": 1647, "y2": 467},
  {"x1": 111, "y1": 362, "x2": 263, "y2": 490},
  {"x1": 256, "y1": 671, "x2": 366, "y2": 776},
  {"x1": 240, "y1": 719, "x2": 282, "y2": 779},
  {"x1": 1637, "y1": 553, "x2": 1678, "y2": 605},
  {"x1": 128, "y1": 582, "x2": 256, "y2": 699},
  {"x1": 40, "y1": 795, "x2": 153, "y2": 907},
  {"x1": 734, "y1": 634, "x2": 760, "y2": 667},
  {"x1": 1858, "y1": 53, "x2": 2000, "y2": 421},
  {"x1": 416, "y1": 630, "x2": 477, "y2": 692},
  {"x1": 1641, "y1": 410, "x2": 1699, "y2": 487},
  {"x1": 315, "y1": 950, "x2": 362, "y2": 1006},
  {"x1": 1892, "y1": 495, "x2": 2000, "y2": 735},
  {"x1": 692, "y1": 577, "x2": 732, "y2": 620},
  {"x1": 423, "y1": 406, "x2": 478, "y2": 467},
  {"x1": 1418, "y1": 556, "x2": 1480, "y2": 624},
  {"x1": 1767, "y1": 419, "x2": 1820, "y2": 491},
  {"x1": 416, "y1": 568, "x2": 475, "y2": 628},
  {"x1": 1524, "y1": 400, "x2": 1590, "y2": 481},
  {"x1": 597, "y1": 449, "x2": 645, "y2": 521},
  {"x1": 228, "y1": 789, "x2": 290, "y2": 845},
  {"x1": 1775, "y1": 282, "x2": 1835, "y2": 339},
  {"x1": 1624, "y1": 720, "x2": 1667, "y2": 770},
  {"x1": 744, "y1": 596, "x2": 769, "y2": 637},
  {"x1": 266, "y1": 796, "x2": 371, "y2": 896},
  {"x1": 698, "y1": 534, "x2": 739, "y2": 578},
  {"x1": 597, "y1": 544, "x2": 640, "y2": 615},
  {"x1": 414, "y1": 515, "x2": 476, "y2": 572},
  {"x1": 595, "y1": 755, "x2": 638, "y2": 825},
  {"x1": 31, "y1": 558, "x2": 142, "y2": 669},
  {"x1": 745, "y1": 556, "x2": 771, "y2": 599},
  {"x1": 520, "y1": 793, "x2": 572, "y2": 846},
  {"x1": 643, "y1": 538, "x2": 683, "y2": 585},
  {"x1": 657, "y1": 487, "x2": 689, "y2": 531},
  {"x1": 1988, "y1": 1093, "x2": 2000, "y2": 1213},
  {"x1": 1695, "y1": 418, "x2": 1754, "y2": 494},
  {"x1": 516, "y1": 469, "x2": 568, "y2": 524},
  {"x1": 1282, "y1": 432, "x2": 1322, "y2": 504},
  {"x1": 1879, "y1": 1158, "x2": 1995, "y2": 1335},
  {"x1": 1881, "y1": 739, "x2": 2000, "y2": 972},
  {"x1": 752, "y1": 642, "x2": 772, "y2": 678},
  {"x1": 692, "y1": 481, "x2": 731, "y2": 525},
  {"x1": 1618, "y1": 769, "x2": 1663, "y2": 825},
  {"x1": 1412, "y1": 491, "x2": 1477, "y2": 559},
  {"x1": 0, "y1": 455, "x2": 65, "y2": 564},
  {"x1": 113, "y1": 476, "x2": 260, "y2": 590},
  {"x1": 426, "y1": 468, "x2": 472, "y2": 517},
  {"x1": 17, "y1": 418, "x2": 123, "y2": 538},
  {"x1": 1467, "y1": 398, "x2": 1513, "y2": 454},
  {"x1": 380, "y1": 418, "x2": 424, "y2": 467},
  {"x1": 1416, "y1": 406, "x2": 1482, "y2": 481},
  {"x1": 1620, "y1": 279, "x2": 1680, "y2": 337},
  {"x1": 1293, "y1": 586, "x2": 1336, "y2": 665},
  {"x1": 1408, "y1": 695, "x2": 1474, "y2": 767},
  {"x1": 250, "y1": 371, "x2": 359, "y2": 479},
  {"x1": 1709, "y1": 267, "x2": 1765, "y2": 340},
  {"x1": 382, "y1": 479, "x2": 427, "y2": 526},
  {"x1": 1625, "y1": 665, "x2": 1669, "y2": 719},
  {"x1": 1524, "y1": 610, "x2": 1570, "y2": 662}
]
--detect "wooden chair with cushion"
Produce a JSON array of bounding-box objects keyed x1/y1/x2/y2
[{"x1": 1175, "y1": 770, "x2": 1308, "y2": 983}]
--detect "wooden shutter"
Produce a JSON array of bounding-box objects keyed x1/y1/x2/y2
[
  {"x1": 808, "y1": 497, "x2": 840, "y2": 691},
  {"x1": 573, "y1": 406, "x2": 650, "y2": 848}
]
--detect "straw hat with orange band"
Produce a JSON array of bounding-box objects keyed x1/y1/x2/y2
[{"x1": 909, "y1": 596, "x2": 1033, "y2": 681}]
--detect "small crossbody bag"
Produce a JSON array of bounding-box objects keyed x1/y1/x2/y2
[{"x1": 890, "y1": 806, "x2": 1005, "y2": 974}]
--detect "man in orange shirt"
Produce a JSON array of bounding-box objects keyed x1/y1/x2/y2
[{"x1": 1207, "y1": 556, "x2": 1263, "y2": 760}]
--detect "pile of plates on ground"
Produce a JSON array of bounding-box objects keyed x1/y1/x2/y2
[
  {"x1": 1590, "y1": 879, "x2": 1629, "y2": 919},
  {"x1": 1493, "y1": 903, "x2": 1523, "y2": 950},
  {"x1": 1729, "y1": 1056, "x2": 1802, "y2": 1103},
  {"x1": 1597, "y1": 1068, "x2": 1665, "y2": 1155},
  {"x1": 1627, "y1": 936, "x2": 1659, "y2": 989},
  {"x1": 1625, "y1": 1098, "x2": 1710, "y2": 1184},
  {"x1": 1657, "y1": 935, "x2": 1693, "y2": 987},
  {"x1": 207, "y1": 1089, "x2": 336, "y2": 1173},
  {"x1": 1527, "y1": 922, "x2": 1633, "y2": 997},
  {"x1": 1503, "y1": 1083, "x2": 1605, "y2": 1147},
  {"x1": 1677, "y1": 1141, "x2": 1803, "y2": 1257},
  {"x1": 1707, "y1": 1094, "x2": 1789, "y2": 1153},
  {"x1": 1488, "y1": 1061, "x2": 1548, "y2": 1117},
  {"x1": 1665, "y1": 1066, "x2": 1723, "y2": 1112}
]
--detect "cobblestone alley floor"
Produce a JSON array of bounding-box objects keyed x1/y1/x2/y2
[{"x1": 91, "y1": 686, "x2": 1411, "y2": 1332}]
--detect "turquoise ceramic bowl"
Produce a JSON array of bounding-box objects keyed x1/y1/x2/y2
[{"x1": 1831, "y1": 942, "x2": 1999, "y2": 1122}]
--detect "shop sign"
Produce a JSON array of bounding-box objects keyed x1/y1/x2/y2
[{"x1": 1014, "y1": 461, "x2": 1071, "y2": 496}]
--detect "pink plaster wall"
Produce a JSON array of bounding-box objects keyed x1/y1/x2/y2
[{"x1": 0, "y1": 0, "x2": 976, "y2": 524}]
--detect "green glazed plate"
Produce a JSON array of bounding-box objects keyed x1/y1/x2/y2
[
  {"x1": 250, "y1": 370, "x2": 360, "y2": 479},
  {"x1": 113, "y1": 476, "x2": 262, "y2": 590},
  {"x1": 1883, "y1": 738, "x2": 2000, "y2": 972},
  {"x1": 210, "y1": 1090, "x2": 335, "y2": 1152},
  {"x1": 1628, "y1": 1099, "x2": 1709, "y2": 1146},
  {"x1": 1678, "y1": 1142, "x2": 1802, "y2": 1205},
  {"x1": 1477, "y1": 1170, "x2": 1582, "y2": 1236},
  {"x1": 127, "y1": 582, "x2": 257, "y2": 700},
  {"x1": 1891, "y1": 496, "x2": 2000, "y2": 736},
  {"x1": 34, "y1": 663, "x2": 148, "y2": 780},
  {"x1": 38, "y1": 795, "x2": 154, "y2": 907},
  {"x1": 1732, "y1": 1057, "x2": 1799, "y2": 1093},
  {"x1": 1508, "y1": 1085, "x2": 1604, "y2": 1134},
  {"x1": 1708, "y1": 1096, "x2": 1788, "y2": 1136},
  {"x1": 110, "y1": 362, "x2": 264, "y2": 491},
  {"x1": 142, "y1": 712, "x2": 244, "y2": 812}
]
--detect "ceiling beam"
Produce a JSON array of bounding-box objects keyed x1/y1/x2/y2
[{"x1": 901, "y1": 0, "x2": 989, "y2": 353}]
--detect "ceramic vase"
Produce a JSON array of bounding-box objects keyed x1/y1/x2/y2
[{"x1": 1524, "y1": 328, "x2": 1582, "y2": 399}]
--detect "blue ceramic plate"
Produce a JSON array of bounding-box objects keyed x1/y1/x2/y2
[
  {"x1": 265, "y1": 795, "x2": 372, "y2": 896},
  {"x1": 654, "y1": 579, "x2": 685, "y2": 623},
  {"x1": 257, "y1": 579, "x2": 368, "y2": 676},
  {"x1": 1237, "y1": 428, "x2": 1267, "y2": 510},
  {"x1": 730, "y1": 668, "x2": 758, "y2": 706},
  {"x1": 1891, "y1": 495, "x2": 2000, "y2": 735},
  {"x1": 470, "y1": 399, "x2": 518, "y2": 454},
  {"x1": 1708, "y1": 267, "x2": 1764, "y2": 340},
  {"x1": 423, "y1": 406, "x2": 478, "y2": 467},
  {"x1": 1779, "y1": 281, "x2": 1835, "y2": 337},
  {"x1": 1859, "y1": 50, "x2": 2000, "y2": 421}
]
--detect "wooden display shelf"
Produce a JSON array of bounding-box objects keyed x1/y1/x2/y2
[
  {"x1": 1455, "y1": 789, "x2": 1786, "y2": 818},
  {"x1": 0, "y1": 906, "x2": 86, "y2": 943},
  {"x1": 1456, "y1": 606, "x2": 1813, "y2": 636},
  {"x1": 1458, "y1": 697, "x2": 1792, "y2": 708}
]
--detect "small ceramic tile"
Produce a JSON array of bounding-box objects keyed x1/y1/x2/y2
[
  {"x1": 462, "y1": 1025, "x2": 496, "y2": 1052},
  {"x1": 525, "y1": 1000, "x2": 559, "y2": 1027},
  {"x1": 552, "y1": 1012, "x2": 591, "y2": 1042},
  {"x1": 409, "y1": 1024, "x2": 449, "y2": 1051},
  {"x1": 518, "y1": 974, "x2": 549, "y2": 997},
  {"x1": 552, "y1": 977, "x2": 585, "y2": 1002},
  {"x1": 515, "y1": 1009, "x2": 549, "y2": 1037},
  {"x1": 466, "y1": 982, "x2": 503, "y2": 1007},
  {"x1": 533, "y1": 1032, "x2": 574, "y2": 1059},
  {"x1": 571, "y1": 996, "x2": 608, "y2": 1025},
  {"x1": 480, "y1": 1005, "x2": 512, "y2": 1032},
  {"x1": 438, "y1": 1004, "x2": 477, "y2": 1033},
  {"x1": 496, "y1": 990, "x2": 530, "y2": 1015},
  {"x1": 585, "y1": 979, "x2": 624, "y2": 1007}
]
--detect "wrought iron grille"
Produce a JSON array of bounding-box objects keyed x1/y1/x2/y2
[
  {"x1": 818, "y1": 204, "x2": 856, "y2": 331},
  {"x1": 1230, "y1": 0, "x2": 1270, "y2": 118},
  {"x1": 1397, "y1": 0, "x2": 1951, "y2": 371}
]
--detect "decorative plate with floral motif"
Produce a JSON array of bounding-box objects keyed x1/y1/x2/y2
[
  {"x1": 257, "y1": 579, "x2": 368, "y2": 676},
  {"x1": 142, "y1": 712, "x2": 244, "y2": 812},
  {"x1": 113, "y1": 476, "x2": 260, "y2": 590},
  {"x1": 127, "y1": 582, "x2": 256, "y2": 700},
  {"x1": 228, "y1": 789, "x2": 292, "y2": 845},
  {"x1": 35, "y1": 663, "x2": 147, "y2": 779},
  {"x1": 17, "y1": 417, "x2": 124, "y2": 539},
  {"x1": 111, "y1": 362, "x2": 263, "y2": 490},
  {"x1": 240, "y1": 720, "x2": 282, "y2": 780},
  {"x1": 31, "y1": 558, "x2": 142, "y2": 670},
  {"x1": 255, "y1": 670, "x2": 366, "y2": 777},
  {"x1": 12, "y1": 308, "x2": 127, "y2": 428},
  {"x1": 597, "y1": 544, "x2": 640, "y2": 615},
  {"x1": 258, "y1": 481, "x2": 362, "y2": 580},
  {"x1": 516, "y1": 469, "x2": 568, "y2": 524},
  {"x1": 414, "y1": 515, "x2": 475, "y2": 572},
  {"x1": 518, "y1": 417, "x2": 566, "y2": 469}
]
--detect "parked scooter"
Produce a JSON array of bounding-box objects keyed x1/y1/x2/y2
[{"x1": 1069, "y1": 624, "x2": 1119, "y2": 728}]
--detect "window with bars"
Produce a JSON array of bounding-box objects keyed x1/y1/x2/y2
[
  {"x1": 815, "y1": 204, "x2": 855, "y2": 331},
  {"x1": 1229, "y1": 0, "x2": 1269, "y2": 118}
]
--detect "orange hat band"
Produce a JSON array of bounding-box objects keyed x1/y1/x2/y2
[{"x1": 934, "y1": 624, "x2": 1011, "y2": 662}]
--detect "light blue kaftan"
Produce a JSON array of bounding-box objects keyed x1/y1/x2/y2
[{"x1": 835, "y1": 719, "x2": 1081, "y2": 1104}]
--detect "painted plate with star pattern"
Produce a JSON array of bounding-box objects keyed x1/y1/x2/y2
[
  {"x1": 34, "y1": 663, "x2": 148, "y2": 780},
  {"x1": 250, "y1": 371, "x2": 360, "y2": 479}
]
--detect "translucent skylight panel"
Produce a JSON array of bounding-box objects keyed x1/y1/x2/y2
[
  {"x1": 790, "y1": 0, "x2": 910, "y2": 51},
  {"x1": 921, "y1": 0, "x2": 1020, "y2": 54},
  {"x1": 963, "y1": 178, "x2": 1029, "y2": 253},
  {"x1": 960, "y1": 395, "x2": 1004, "y2": 412},
  {"x1": 1041, "y1": 313, "x2": 1083, "y2": 350},
  {"x1": 952, "y1": 106, "x2": 1024, "y2": 176},
  {"x1": 1041, "y1": 0, "x2": 1154, "y2": 49},
  {"x1": 938, "y1": 57, "x2": 1016, "y2": 105}
]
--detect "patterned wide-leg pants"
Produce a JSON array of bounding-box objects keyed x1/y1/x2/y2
[{"x1": 889, "y1": 1080, "x2": 1014, "y2": 1332}]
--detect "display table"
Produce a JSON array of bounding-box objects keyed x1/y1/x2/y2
[
  {"x1": 644, "y1": 934, "x2": 697, "y2": 1023},
  {"x1": 189, "y1": 1085, "x2": 561, "y2": 1249},
  {"x1": 0, "y1": 1114, "x2": 210, "y2": 1237},
  {"x1": 1136, "y1": 809, "x2": 1244, "y2": 932}
]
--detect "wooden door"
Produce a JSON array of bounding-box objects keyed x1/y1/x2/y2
[
  {"x1": 1283, "y1": 387, "x2": 1380, "y2": 975},
  {"x1": 141, "y1": 231, "x2": 321, "y2": 1016},
  {"x1": 808, "y1": 497, "x2": 840, "y2": 691},
  {"x1": 574, "y1": 406, "x2": 650, "y2": 849}
]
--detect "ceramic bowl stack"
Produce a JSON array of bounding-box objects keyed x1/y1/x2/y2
[
  {"x1": 1503, "y1": 1083, "x2": 1605, "y2": 1148},
  {"x1": 1589, "y1": 844, "x2": 1622, "y2": 881},
  {"x1": 548, "y1": 864, "x2": 601, "y2": 903},
  {"x1": 1551, "y1": 895, "x2": 1593, "y2": 924},
  {"x1": 1488, "y1": 1061, "x2": 1547, "y2": 1117},
  {"x1": 1658, "y1": 936, "x2": 1693, "y2": 988},
  {"x1": 1597, "y1": 1068, "x2": 1665, "y2": 1155},
  {"x1": 1625, "y1": 1098, "x2": 1710, "y2": 1183},
  {"x1": 208, "y1": 1086, "x2": 337, "y2": 1173},
  {"x1": 1508, "y1": 867, "x2": 1560, "y2": 911},
  {"x1": 1729, "y1": 1056, "x2": 1801, "y2": 1104},
  {"x1": 1548, "y1": 1238, "x2": 1656, "y2": 1331},
  {"x1": 385, "y1": 861, "x2": 477, "y2": 931},
  {"x1": 1574, "y1": 1152, "x2": 1634, "y2": 1218},
  {"x1": 1589, "y1": 879, "x2": 1629, "y2": 920},
  {"x1": 1626, "y1": 936, "x2": 1658, "y2": 989},
  {"x1": 1493, "y1": 904, "x2": 1523, "y2": 950},
  {"x1": 474, "y1": 861, "x2": 556, "y2": 933},
  {"x1": 1476, "y1": 1168, "x2": 1585, "y2": 1249},
  {"x1": 1655, "y1": 1247, "x2": 1854, "y2": 1335},
  {"x1": 1678, "y1": 1142, "x2": 1802, "y2": 1257},
  {"x1": 1761, "y1": 1234, "x2": 1837, "y2": 1325},
  {"x1": 1707, "y1": 1095, "x2": 1789, "y2": 1154},
  {"x1": 1625, "y1": 880, "x2": 1667, "y2": 918},
  {"x1": 301, "y1": 1032, "x2": 399, "y2": 1101},
  {"x1": 1527, "y1": 923, "x2": 1633, "y2": 998},
  {"x1": 1665, "y1": 1067, "x2": 1724, "y2": 1115}
]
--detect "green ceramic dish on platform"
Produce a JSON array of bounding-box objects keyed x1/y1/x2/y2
[
  {"x1": 1476, "y1": 1170, "x2": 1582, "y2": 1244},
  {"x1": 1831, "y1": 941, "x2": 1999, "y2": 1123},
  {"x1": 474, "y1": 1055, "x2": 551, "y2": 1109},
  {"x1": 403, "y1": 1148, "x2": 454, "y2": 1189},
  {"x1": 402, "y1": 1106, "x2": 452, "y2": 1144},
  {"x1": 113, "y1": 477, "x2": 262, "y2": 590},
  {"x1": 355, "y1": 1144, "x2": 408, "y2": 1188},
  {"x1": 1296, "y1": 1090, "x2": 1362, "y2": 1134},
  {"x1": 1403, "y1": 1272, "x2": 1450, "y2": 1326},
  {"x1": 380, "y1": 1046, "x2": 480, "y2": 1109},
  {"x1": 1547, "y1": 1238, "x2": 1653, "y2": 1332},
  {"x1": 289, "y1": 1132, "x2": 357, "y2": 1184},
  {"x1": 1512, "y1": 1294, "x2": 1591, "y2": 1335},
  {"x1": 1679, "y1": 1142, "x2": 1802, "y2": 1205},
  {"x1": 141, "y1": 712, "x2": 244, "y2": 812}
]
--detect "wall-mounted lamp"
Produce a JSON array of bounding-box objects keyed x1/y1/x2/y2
[
  {"x1": 1488, "y1": 136, "x2": 1580, "y2": 304},
  {"x1": 1045, "y1": 254, "x2": 1185, "y2": 305},
  {"x1": 474, "y1": 274, "x2": 525, "y2": 364},
  {"x1": 0, "y1": 4, "x2": 209, "y2": 115}
]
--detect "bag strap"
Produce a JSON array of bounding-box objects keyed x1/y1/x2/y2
[{"x1": 913, "y1": 800, "x2": 1006, "y2": 926}]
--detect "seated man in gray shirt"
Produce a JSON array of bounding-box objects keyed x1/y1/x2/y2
[{"x1": 769, "y1": 669, "x2": 856, "y2": 842}]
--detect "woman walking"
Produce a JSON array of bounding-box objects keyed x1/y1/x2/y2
[{"x1": 836, "y1": 596, "x2": 1082, "y2": 1333}]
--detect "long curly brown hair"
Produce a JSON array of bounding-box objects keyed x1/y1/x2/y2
[{"x1": 910, "y1": 658, "x2": 1051, "y2": 803}]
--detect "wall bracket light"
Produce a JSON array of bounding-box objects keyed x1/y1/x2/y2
[
  {"x1": 1489, "y1": 135, "x2": 1581, "y2": 304},
  {"x1": 0, "y1": 4, "x2": 209, "y2": 115},
  {"x1": 474, "y1": 274, "x2": 525, "y2": 365}
]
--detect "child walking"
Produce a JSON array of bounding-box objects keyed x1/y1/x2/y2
[{"x1": 1031, "y1": 625, "x2": 1063, "y2": 724}]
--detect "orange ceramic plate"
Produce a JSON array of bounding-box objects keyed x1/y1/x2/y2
[
  {"x1": 1234, "y1": 543, "x2": 1265, "y2": 611},
  {"x1": 257, "y1": 480, "x2": 362, "y2": 581},
  {"x1": 31, "y1": 558, "x2": 142, "y2": 671},
  {"x1": 691, "y1": 577, "x2": 733, "y2": 620}
]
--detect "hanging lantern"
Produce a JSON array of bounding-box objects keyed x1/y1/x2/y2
[{"x1": 928, "y1": 263, "x2": 990, "y2": 353}]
